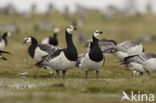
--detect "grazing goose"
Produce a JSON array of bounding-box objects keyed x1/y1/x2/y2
[
  {"x1": 41, "y1": 28, "x2": 60, "y2": 46},
  {"x1": 76, "y1": 30, "x2": 104, "y2": 79},
  {"x1": 36, "y1": 26, "x2": 78, "y2": 79},
  {"x1": 104, "y1": 40, "x2": 144, "y2": 75},
  {"x1": 23, "y1": 36, "x2": 58, "y2": 62},
  {"x1": 106, "y1": 41, "x2": 144, "y2": 60},
  {"x1": 120, "y1": 52, "x2": 156, "y2": 76},
  {"x1": 98, "y1": 39, "x2": 117, "y2": 56},
  {"x1": 0, "y1": 32, "x2": 11, "y2": 50},
  {"x1": 0, "y1": 50, "x2": 10, "y2": 60}
]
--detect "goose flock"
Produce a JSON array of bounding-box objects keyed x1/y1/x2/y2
[{"x1": 1, "y1": 25, "x2": 156, "y2": 79}]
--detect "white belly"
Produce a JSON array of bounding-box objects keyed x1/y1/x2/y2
[
  {"x1": 41, "y1": 37, "x2": 49, "y2": 44},
  {"x1": 34, "y1": 47, "x2": 48, "y2": 62},
  {"x1": 0, "y1": 40, "x2": 6, "y2": 50},
  {"x1": 80, "y1": 53, "x2": 104, "y2": 71},
  {"x1": 115, "y1": 51, "x2": 128, "y2": 60},
  {"x1": 49, "y1": 52, "x2": 75, "y2": 70},
  {"x1": 128, "y1": 62, "x2": 145, "y2": 72},
  {"x1": 144, "y1": 58, "x2": 156, "y2": 72}
]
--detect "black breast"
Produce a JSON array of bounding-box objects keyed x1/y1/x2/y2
[
  {"x1": 63, "y1": 47, "x2": 78, "y2": 61},
  {"x1": 28, "y1": 44, "x2": 37, "y2": 58},
  {"x1": 89, "y1": 42, "x2": 103, "y2": 62}
]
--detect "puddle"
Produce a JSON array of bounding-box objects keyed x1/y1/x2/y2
[
  {"x1": 0, "y1": 78, "x2": 126, "y2": 90},
  {"x1": 0, "y1": 78, "x2": 47, "y2": 90}
]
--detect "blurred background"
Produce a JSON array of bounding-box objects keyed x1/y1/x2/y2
[
  {"x1": 0, "y1": 0, "x2": 156, "y2": 43},
  {"x1": 0, "y1": 0, "x2": 156, "y2": 103}
]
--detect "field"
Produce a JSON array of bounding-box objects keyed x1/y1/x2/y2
[{"x1": 0, "y1": 11, "x2": 156, "y2": 103}]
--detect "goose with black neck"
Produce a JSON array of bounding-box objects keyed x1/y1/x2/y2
[
  {"x1": 76, "y1": 30, "x2": 104, "y2": 79},
  {"x1": 41, "y1": 28, "x2": 60, "y2": 46},
  {"x1": 36, "y1": 26, "x2": 78, "y2": 79},
  {"x1": 0, "y1": 32, "x2": 11, "y2": 50},
  {"x1": 23, "y1": 36, "x2": 58, "y2": 62}
]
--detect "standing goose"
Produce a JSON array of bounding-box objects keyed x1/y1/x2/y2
[
  {"x1": 0, "y1": 50, "x2": 10, "y2": 60},
  {"x1": 41, "y1": 28, "x2": 60, "y2": 46},
  {"x1": 36, "y1": 26, "x2": 78, "y2": 79},
  {"x1": 76, "y1": 30, "x2": 104, "y2": 79},
  {"x1": 23, "y1": 36, "x2": 58, "y2": 62},
  {"x1": 0, "y1": 32, "x2": 11, "y2": 50},
  {"x1": 120, "y1": 52, "x2": 156, "y2": 76}
]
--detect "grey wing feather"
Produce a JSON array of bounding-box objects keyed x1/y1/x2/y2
[
  {"x1": 36, "y1": 49, "x2": 63, "y2": 67},
  {"x1": 98, "y1": 40, "x2": 116, "y2": 53},
  {"x1": 123, "y1": 52, "x2": 156, "y2": 64},
  {"x1": 39, "y1": 44, "x2": 59, "y2": 54},
  {"x1": 117, "y1": 41, "x2": 140, "y2": 52},
  {"x1": 139, "y1": 52, "x2": 156, "y2": 61}
]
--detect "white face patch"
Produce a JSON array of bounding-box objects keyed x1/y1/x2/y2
[
  {"x1": 66, "y1": 26, "x2": 75, "y2": 34},
  {"x1": 54, "y1": 28, "x2": 60, "y2": 33},
  {"x1": 7, "y1": 32, "x2": 12, "y2": 37},
  {"x1": 24, "y1": 37, "x2": 32, "y2": 43},
  {"x1": 93, "y1": 30, "x2": 102, "y2": 38}
]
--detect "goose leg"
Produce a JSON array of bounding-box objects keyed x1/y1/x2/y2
[
  {"x1": 85, "y1": 70, "x2": 88, "y2": 79},
  {"x1": 62, "y1": 70, "x2": 66, "y2": 80},
  {"x1": 96, "y1": 71, "x2": 99, "y2": 79},
  {"x1": 140, "y1": 72, "x2": 143, "y2": 76},
  {"x1": 147, "y1": 71, "x2": 151, "y2": 76},
  {"x1": 55, "y1": 70, "x2": 59, "y2": 79}
]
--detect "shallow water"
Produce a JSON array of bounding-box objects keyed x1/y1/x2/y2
[{"x1": 0, "y1": 78, "x2": 126, "y2": 89}]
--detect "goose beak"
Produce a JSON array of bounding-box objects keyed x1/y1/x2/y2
[
  {"x1": 99, "y1": 31, "x2": 103, "y2": 34},
  {"x1": 74, "y1": 27, "x2": 77, "y2": 30},
  {"x1": 23, "y1": 40, "x2": 26, "y2": 44}
]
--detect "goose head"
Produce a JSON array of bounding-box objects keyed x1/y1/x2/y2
[
  {"x1": 23, "y1": 36, "x2": 32, "y2": 44},
  {"x1": 66, "y1": 26, "x2": 77, "y2": 34},
  {"x1": 92, "y1": 30, "x2": 103, "y2": 43},
  {"x1": 104, "y1": 48, "x2": 118, "y2": 54},
  {"x1": 93, "y1": 30, "x2": 103, "y2": 38},
  {"x1": 54, "y1": 28, "x2": 60, "y2": 34},
  {"x1": 2, "y1": 32, "x2": 12, "y2": 38},
  {"x1": 23, "y1": 36, "x2": 38, "y2": 44}
]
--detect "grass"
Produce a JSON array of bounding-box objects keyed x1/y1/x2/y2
[{"x1": 0, "y1": 11, "x2": 156, "y2": 103}]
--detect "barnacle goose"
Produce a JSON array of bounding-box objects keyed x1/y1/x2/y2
[
  {"x1": 85, "y1": 32, "x2": 117, "y2": 56},
  {"x1": 23, "y1": 36, "x2": 58, "y2": 62},
  {"x1": 76, "y1": 30, "x2": 104, "y2": 79},
  {"x1": 107, "y1": 41, "x2": 144, "y2": 60},
  {"x1": 120, "y1": 52, "x2": 156, "y2": 76},
  {"x1": 104, "y1": 40, "x2": 144, "y2": 75},
  {"x1": 36, "y1": 26, "x2": 78, "y2": 79},
  {"x1": 0, "y1": 50, "x2": 10, "y2": 60},
  {"x1": 98, "y1": 39, "x2": 117, "y2": 56},
  {"x1": 0, "y1": 32, "x2": 11, "y2": 50},
  {"x1": 41, "y1": 28, "x2": 60, "y2": 46}
]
